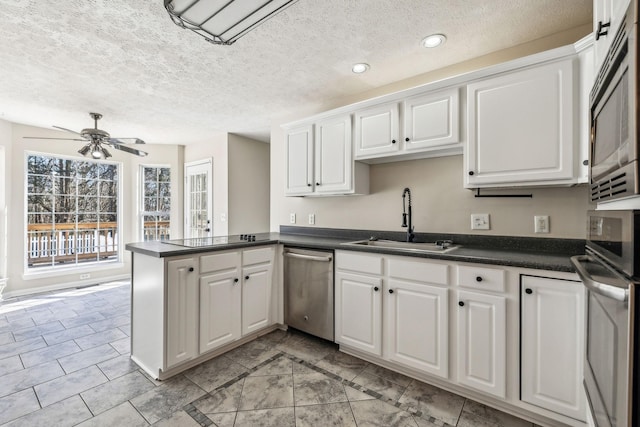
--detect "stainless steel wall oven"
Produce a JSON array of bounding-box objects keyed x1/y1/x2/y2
[{"x1": 571, "y1": 210, "x2": 640, "y2": 427}]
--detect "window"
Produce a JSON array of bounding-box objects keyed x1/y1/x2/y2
[
  {"x1": 140, "y1": 166, "x2": 171, "y2": 241},
  {"x1": 26, "y1": 154, "x2": 120, "y2": 270}
]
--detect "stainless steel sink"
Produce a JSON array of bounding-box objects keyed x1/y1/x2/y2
[{"x1": 341, "y1": 239, "x2": 460, "y2": 253}]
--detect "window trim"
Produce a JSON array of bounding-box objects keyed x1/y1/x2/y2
[
  {"x1": 138, "y1": 163, "x2": 171, "y2": 242},
  {"x1": 23, "y1": 151, "x2": 123, "y2": 275}
]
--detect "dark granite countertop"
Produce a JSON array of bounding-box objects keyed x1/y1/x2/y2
[{"x1": 126, "y1": 227, "x2": 585, "y2": 273}]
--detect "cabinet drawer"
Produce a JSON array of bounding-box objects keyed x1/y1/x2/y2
[
  {"x1": 336, "y1": 251, "x2": 383, "y2": 275},
  {"x1": 200, "y1": 251, "x2": 240, "y2": 274},
  {"x1": 457, "y1": 265, "x2": 505, "y2": 292},
  {"x1": 388, "y1": 257, "x2": 448, "y2": 285},
  {"x1": 243, "y1": 246, "x2": 274, "y2": 266}
]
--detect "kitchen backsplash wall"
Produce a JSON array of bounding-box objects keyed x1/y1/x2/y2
[{"x1": 273, "y1": 154, "x2": 590, "y2": 239}]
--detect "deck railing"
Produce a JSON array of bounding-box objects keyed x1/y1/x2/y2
[{"x1": 27, "y1": 221, "x2": 170, "y2": 267}]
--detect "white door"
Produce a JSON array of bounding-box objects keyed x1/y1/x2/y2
[
  {"x1": 403, "y1": 87, "x2": 460, "y2": 151},
  {"x1": 314, "y1": 114, "x2": 352, "y2": 194},
  {"x1": 241, "y1": 263, "x2": 272, "y2": 335},
  {"x1": 335, "y1": 271, "x2": 383, "y2": 356},
  {"x1": 456, "y1": 290, "x2": 506, "y2": 398},
  {"x1": 166, "y1": 257, "x2": 198, "y2": 368},
  {"x1": 184, "y1": 159, "x2": 213, "y2": 238},
  {"x1": 521, "y1": 276, "x2": 586, "y2": 421},
  {"x1": 285, "y1": 125, "x2": 314, "y2": 196},
  {"x1": 354, "y1": 102, "x2": 400, "y2": 159},
  {"x1": 386, "y1": 279, "x2": 449, "y2": 378},
  {"x1": 199, "y1": 268, "x2": 241, "y2": 354}
]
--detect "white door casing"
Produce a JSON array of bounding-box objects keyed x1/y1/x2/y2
[{"x1": 184, "y1": 159, "x2": 213, "y2": 238}]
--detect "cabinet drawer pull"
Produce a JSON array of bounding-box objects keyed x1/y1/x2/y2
[
  {"x1": 405, "y1": 137, "x2": 410, "y2": 142},
  {"x1": 476, "y1": 276, "x2": 483, "y2": 282},
  {"x1": 596, "y1": 20, "x2": 610, "y2": 40},
  {"x1": 525, "y1": 288, "x2": 533, "y2": 294},
  {"x1": 388, "y1": 289, "x2": 394, "y2": 294},
  {"x1": 468, "y1": 171, "x2": 474, "y2": 176},
  {"x1": 188, "y1": 267, "x2": 194, "y2": 272},
  {"x1": 458, "y1": 301, "x2": 465, "y2": 307},
  {"x1": 374, "y1": 286, "x2": 379, "y2": 292},
  {"x1": 245, "y1": 275, "x2": 250, "y2": 280},
  {"x1": 391, "y1": 139, "x2": 396, "y2": 144}
]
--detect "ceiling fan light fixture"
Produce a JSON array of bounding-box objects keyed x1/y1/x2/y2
[
  {"x1": 78, "y1": 144, "x2": 92, "y2": 156},
  {"x1": 422, "y1": 34, "x2": 447, "y2": 48},
  {"x1": 164, "y1": 0, "x2": 299, "y2": 45},
  {"x1": 352, "y1": 63, "x2": 370, "y2": 74},
  {"x1": 91, "y1": 143, "x2": 104, "y2": 159}
]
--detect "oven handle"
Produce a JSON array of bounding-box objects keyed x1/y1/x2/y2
[
  {"x1": 284, "y1": 252, "x2": 333, "y2": 262},
  {"x1": 570, "y1": 255, "x2": 629, "y2": 302}
]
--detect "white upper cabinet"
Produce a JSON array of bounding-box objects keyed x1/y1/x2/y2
[
  {"x1": 465, "y1": 58, "x2": 577, "y2": 187},
  {"x1": 285, "y1": 125, "x2": 314, "y2": 196},
  {"x1": 285, "y1": 115, "x2": 369, "y2": 197},
  {"x1": 353, "y1": 89, "x2": 462, "y2": 162},
  {"x1": 354, "y1": 102, "x2": 401, "y2": 159},
  {"x1": 403, "y1": 87, "x2": 461, "y2": 152},
  {"x1": 314, "y1": 114, "x2": 353, "y2": 194}
]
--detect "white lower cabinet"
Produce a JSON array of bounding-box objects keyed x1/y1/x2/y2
[
  {"x1": 131, "y1": 245, "x2": 276, "y2": 379},
  {"x1": 335, "y1": 270, "x2": 383, "y2": 356},
  {"x1": 166, "y1": 257, "x2": 199, "y2": 368},
  {"x1": 456, "y1": 289, "x2": 506, "y2": 399},
  {"x1": 386, "y1": 278, "x2": 449, "y2": 378},
  {"x1": 520, "y1": 275, "x2": 586, "y2": 421}
]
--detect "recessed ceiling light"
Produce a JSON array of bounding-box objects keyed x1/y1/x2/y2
[
  {"x1": 352, "y1": 63, "x2": 370, "y2": 74},
  {"x1": 422, "y1": 34, "x2": 446, "y2": 48}
]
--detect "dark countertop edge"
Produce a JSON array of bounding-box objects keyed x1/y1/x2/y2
[{"x1": 126, "y1": 230, "x2": 580, "y2": 273}]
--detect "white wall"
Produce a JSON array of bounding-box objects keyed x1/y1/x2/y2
[
  {"x1": 3, "y1": 122, "x2": 184, "y2": 296},
  {"x1": 270, "y1": 25, "x2": 592, "y2": 239},
  {"x1": 228, "y1": 134, "x2": 270, "y2": 235},
  {"x1": 0, "y1": 119, "x2": 11, "y2": 280}
]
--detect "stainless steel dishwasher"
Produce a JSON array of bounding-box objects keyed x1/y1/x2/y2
[{"x1": 283, "y1": 247, "x2": 334, "y2": 341}]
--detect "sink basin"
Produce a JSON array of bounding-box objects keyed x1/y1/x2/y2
[{"x1": 342, "y1": 239, "x2": 460, "y2": 253}]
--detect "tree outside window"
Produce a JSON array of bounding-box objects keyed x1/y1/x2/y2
[
  {"x1": 26, "y1": 154, "x2": 120, "y2": 269},
  {"x1": 140, "y1": 166, "x2": 171, "y2": 241}
]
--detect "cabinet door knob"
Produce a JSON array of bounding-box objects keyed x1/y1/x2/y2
[
  {"x1": 307, "y1": 183, "x2": 311, "y2": 187},
  {"x1": 468, "y1": 171, "x2": 474, "y2": 176},
  {"x1": 374, "y1": 286, "x2": 379, "y2": 292},
  {"x1": 245, "y1": 275, "x2": 250, "y2": 280},
  {"x1": 476, "y1": 276, "x2": 483, "y2": 282},
  {"x1": 234, "y1": 278, "x2": 239, "y2": 283},
  {"x1": 405, "y1": 137, "x2": 410, "y2": 142},
  {"x1": 525, "y1": 288, "x2": 533, "y2": 294},
  {"x1": 391, "y1": 139, "x2": 396, "y2": 144},
  {"x1": 458, "y1": 301, "x2": 465, "y2": 307},
  {"x1": 583, "y1": 159, "x2": 589, "y2": 166},
  {"x1": 188, "y1": 267, "x2": 194, "y2": 272},
  {"x1": 596, "y1": 20, "x2": 610, "y2": 40},
  {"x1": 388, "y1": 289, "x2": 394, "y2": 294},
  {"x1": 316, "y1": 182, "x2": 320, "y2": 186}
]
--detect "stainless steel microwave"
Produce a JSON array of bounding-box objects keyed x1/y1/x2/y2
[{"x1": 589, "y1": 1, "x2": 640, "y2": 202}]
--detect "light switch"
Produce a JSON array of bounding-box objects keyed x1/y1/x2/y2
[
  {"x1": 535, "y1": 215, "x2": 549, "y2": 233},
  {"x1": 289, "y1": 213, "x2": 296, "y2": 224},
  {"x1": 308, "y1": 214, "x2": 315, "y2": 225}
]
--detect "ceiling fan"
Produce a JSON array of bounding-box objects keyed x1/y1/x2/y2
[{"x1": 24, "y1": 112, "x2": 148, "y2": 159}]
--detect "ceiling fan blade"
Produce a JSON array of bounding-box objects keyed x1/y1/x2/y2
[
  {"x1": 110, "y1": 143, "x2": 148, "y2": 157},
  {"x1": 109, "y1": 137, "x2": 146, "y2": 144},
  {"x1": 52, "y1": 126, "x2": 84, "y2": 136},
  {"x1": 23, "y1": 136, "x2": 86, "y2": 141}
]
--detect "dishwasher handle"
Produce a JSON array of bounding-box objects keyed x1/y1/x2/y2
[
  {"x1": 284, "y1": 251, "x2": 332, "y2": 262},
  {"x1": 570, "y1": 255, "x2": 629, "y2": 302}
]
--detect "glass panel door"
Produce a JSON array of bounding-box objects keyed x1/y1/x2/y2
[{"x1": 184, "y1": 159, "x2": 212, "y2": 238}]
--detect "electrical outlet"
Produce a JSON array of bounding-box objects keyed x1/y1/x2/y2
[
  {"x1": 471, "y1": 213, "x2": 490, "y2": 230},
  {"x1": 289, "y1": 213, "x2": 296, "y2": 224},
  {"x1": 535, "y1": 215, "x2": 550, "y2": 233},
  {"x1": 80, "y1": 273, "x2": 90, "y2": 280},
  {"x1": 308, "y1": 214, "x2": 315, "y2": 225}
]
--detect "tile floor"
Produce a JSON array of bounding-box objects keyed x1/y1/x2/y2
[{"x1": 0, "y1": 281, "x2": 541, "y2": 426}]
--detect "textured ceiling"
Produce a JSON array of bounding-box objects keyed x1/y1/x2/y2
[{"x1": 0, "y1": 0, "x2": 592, "y2": 144}]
